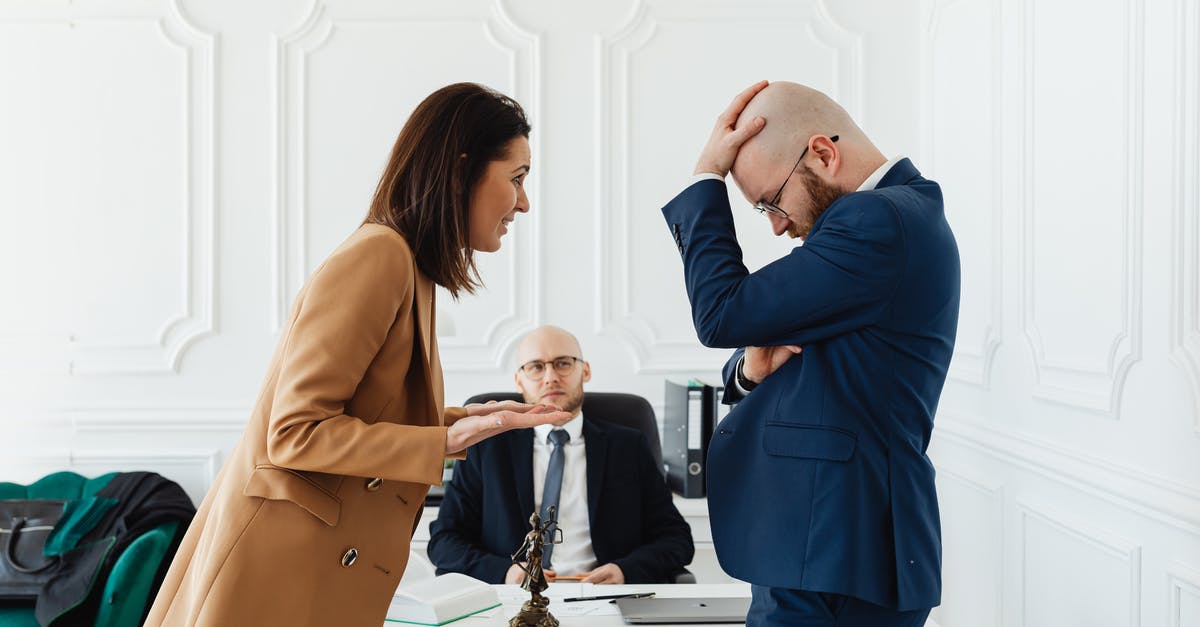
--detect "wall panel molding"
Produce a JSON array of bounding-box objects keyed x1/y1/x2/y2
[
  {"x1": 593, "y1": 0, "x2": 863, "y2": 373},
  {"x1": 271, "y1": 0, "x2": 542, "y2": 372},
  {"x1": 934, "y1": 465, "x2": 1004, "y2": 627},
  {"x1": 938, "y1": 416, "x2": 1200, "y2": 537},
  {"x1": 0, "y1": 0, "x2": 216, "y2": 375},
  {"x1": 1018, "y1": 500, "x2": 1142, "y2": 627},
  {"x1": 922, "y1": 0, "x2": 1002, "y2": 388},
  {"x1": 438, "y1": 0, "x2": 544, "y2": 371},
  {"x1": 64, "y1": 403, "x2": 251, "y2": 433},
  {"x1": 1168, "y1": 562, "x2": 1200, "y2": 627},
  {"x1": 1170, "y1": 0, "x2": 1200, "y2": 431},
  {"x1": 1019, "y1": 0, "x2": 1144, "y2": 416},
  {"x1": 1, "y1": 448, "x2": 222, "y2": 504}
]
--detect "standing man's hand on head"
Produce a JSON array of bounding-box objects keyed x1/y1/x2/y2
[{"x1": 693, "y1": 80, "x2": 770, "y2": 177}]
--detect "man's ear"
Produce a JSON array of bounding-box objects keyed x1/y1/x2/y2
[
  {"x1": 812, "y1": 135, "x2": 840, "y2": 176},
  {"x1": 581, "y1": 362, "x2": 592, "y2": 384},
  {"x1": 514, "y1": 371, "x2": 525, "y2": 396}
]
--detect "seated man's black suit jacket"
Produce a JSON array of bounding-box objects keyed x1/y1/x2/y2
[{"x1": 427, "y1": 417, "x2": 694, "y2": 584}]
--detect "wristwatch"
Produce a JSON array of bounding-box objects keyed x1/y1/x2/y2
[{"x1": 736, "y1": 356, "x2": 758, "y2": 392}]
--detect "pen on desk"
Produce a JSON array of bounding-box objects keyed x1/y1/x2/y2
[{"x1": 562, "y1": 592, "x2": 656, "y2": 603}]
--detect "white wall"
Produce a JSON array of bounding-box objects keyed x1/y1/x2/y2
[
  {"x1": 922, "y1": 0, "x2": 1200, "y2": 625},
  {"x1": 0, "y1": 0, "x2": 1196, "y2": 623}
]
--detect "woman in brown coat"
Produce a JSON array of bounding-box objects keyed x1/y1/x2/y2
[{"x1": 144, "y1": 83, "x2": 569, "y2": 627}]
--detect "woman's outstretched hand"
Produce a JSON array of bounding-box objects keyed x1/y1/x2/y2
[{"x1": 445, "y1": 400, "x2": 570, "y2": 454}]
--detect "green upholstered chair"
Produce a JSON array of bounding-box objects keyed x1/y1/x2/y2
[{"x1": 0, "y1": 472, "x2": 181, "y2": 627}]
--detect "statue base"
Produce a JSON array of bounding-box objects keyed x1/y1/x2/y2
[{"x1": 508, "y1": 599, "x2": 559, "y2": 627}]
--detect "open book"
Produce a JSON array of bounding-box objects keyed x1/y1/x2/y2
[{"x1": 385, "y1": 573, "x2": 502, "y2": 625}]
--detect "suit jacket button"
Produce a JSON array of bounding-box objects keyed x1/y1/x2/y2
[
  {"x1": 341, "y1": 548, "x2": 358, "y2": 567},
  {"x1": 365, "y1": 477, "x2": 383, "y2": 492}
]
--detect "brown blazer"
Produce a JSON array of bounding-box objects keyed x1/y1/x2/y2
[{"x1": 145, "y1": 225, "x2": 468, "y2": 626}]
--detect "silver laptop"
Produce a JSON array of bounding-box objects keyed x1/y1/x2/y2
[{"x1": 614, "y1": 597, "x2": 751, "y2": 624}]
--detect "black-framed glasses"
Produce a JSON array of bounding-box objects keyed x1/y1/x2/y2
[
  {"x1": 517, "y1": 356, "x2": 585, "y2": 378},
  {"x1": 753, "y1": 134, "x2": 839, "y2": 218}
]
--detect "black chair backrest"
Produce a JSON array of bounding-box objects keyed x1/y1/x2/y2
[{"x1": 464, "y1": 392, "x2": 664, "y2": 474}]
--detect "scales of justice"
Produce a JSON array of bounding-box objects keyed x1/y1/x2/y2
[{"x1": 508, "y1": 506, "x2": 564, "y2": 627}]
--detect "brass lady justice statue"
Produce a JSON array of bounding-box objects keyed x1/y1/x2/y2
[{"x1": 509, "y1": 507, "x2": 562, "y2": 627}]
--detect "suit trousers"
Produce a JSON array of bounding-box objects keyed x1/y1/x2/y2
[{"x1": 747, "y1": 585, "x2": 931, "y2": 627}]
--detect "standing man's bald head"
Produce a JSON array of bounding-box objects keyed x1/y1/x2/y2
[
  {"x1": 733, "y1": 82, "x2": 871, "y2": 167},
  {"x1": 729, "y1": 82, "x2": 886, "y2": 239}
]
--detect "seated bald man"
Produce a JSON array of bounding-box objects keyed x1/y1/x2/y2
[
  {"x1": 662, "y1": 81, "x2": 958, "y2": 626},
  {"x1": 427, "y1": 326, "x2": 694, "y2": 584}
]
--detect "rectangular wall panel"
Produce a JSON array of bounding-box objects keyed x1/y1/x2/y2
[
  {"x1": 1020, "y1": 503, "x2": 1140, "y2": 627},
  {"x1": 933, "y1": 468, "x2": 1002, "y2": 627}
]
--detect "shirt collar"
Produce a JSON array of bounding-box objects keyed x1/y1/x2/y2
[
  {"x1": 857, "y1": 155, "x2": 906, "y2": 192},
  {"x1": 533, "y1": 411, "x2": 584, "y2": 444}
]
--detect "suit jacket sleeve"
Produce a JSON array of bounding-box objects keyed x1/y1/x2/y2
[
  {"x1": 266, "y1": 232, "x2": 449, "y2": 485},
  {"x1": 721, "y1": 348, "x2": 747, "y2": 404},
  {"x1": 426, "y1": 445, "x2": 513, "y2": 583},
  {"x1": 661, "y1": 179, "x2": 905, "y2": 349},
  {"x1": 610, "y1": 435, "x2": 695, "y2": 583}
]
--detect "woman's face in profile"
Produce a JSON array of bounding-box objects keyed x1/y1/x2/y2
[{"x1": 468, "y1": 136, "x2": 531, "y2": 252}]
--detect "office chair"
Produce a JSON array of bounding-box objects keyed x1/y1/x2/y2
[{"x1": 461, "y1": 391, "x2": 695, "y2": 583}]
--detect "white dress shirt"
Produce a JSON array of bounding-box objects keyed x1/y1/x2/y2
[{"x1": 531, "y1": 413, "x2": 596, "y2": 575}]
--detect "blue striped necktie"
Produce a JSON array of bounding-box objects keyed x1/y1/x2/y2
[{"x1": 539, "y1": 428, "x2": 570, "y2": 568}]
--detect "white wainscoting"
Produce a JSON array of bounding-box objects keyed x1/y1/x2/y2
[
  {"x1": 922, "y1": 0, "x2": 1199, "y2": 625},
  {"x1": 1, "y1": 0, "x2": 1197, "y2": 625}
]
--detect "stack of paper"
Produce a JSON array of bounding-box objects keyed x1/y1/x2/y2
[{"x1": 386, "y1": 573, "x2": 501, "y2": 625}]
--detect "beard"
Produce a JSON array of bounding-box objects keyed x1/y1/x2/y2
[
  {"x1": 786, "y1": 167, "x2": 848, "y2": 240},
  {"x1": 551, "y1": 387, "x2": 584, "y2": 415},
  {"x1": 523, "y1": 385, "x2": 585, "y2": 415}
]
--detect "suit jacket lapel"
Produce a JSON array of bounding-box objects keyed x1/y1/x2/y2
[
  {"x1": 583, "y1": 420, "x2": 606, "y2": 529},
  {"x1": 510, "y1": 430, "x2": 535, "y2": 517}
]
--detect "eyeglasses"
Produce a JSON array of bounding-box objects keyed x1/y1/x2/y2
[
  {"x1": 517, "y1": 356, "x2": 585, "y2": 378},
  {"x1": 753, "y1": 134, "x2": 839, "y2": 218}
]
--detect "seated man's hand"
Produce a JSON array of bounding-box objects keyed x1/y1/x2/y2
[
  {"x1": 580, "y1": 563, "x2": 624, "y2": 585},
  {"x1": 505, "y1": 563, "x2": 555, "y2": 584}
]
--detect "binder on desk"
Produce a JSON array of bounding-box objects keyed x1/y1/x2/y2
[{"x1": 663, "y1": 379, "x2": 723, "y2": 498}]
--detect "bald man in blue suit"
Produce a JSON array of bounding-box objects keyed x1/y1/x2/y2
[{"x1": 661, "y1": 81, "x2": 959, "y2": 626}]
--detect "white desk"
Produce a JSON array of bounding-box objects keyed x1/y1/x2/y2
[
  {"x1": 391, "y1": 582, "x2": 942, "y2": 627},
  {"x1": 440, "y1": 583, "x2": 751, "y2": 626}
]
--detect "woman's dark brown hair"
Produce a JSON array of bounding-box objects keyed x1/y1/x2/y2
[{"x1": 364, "y1": 83, "x2": 531, "y2": 298}]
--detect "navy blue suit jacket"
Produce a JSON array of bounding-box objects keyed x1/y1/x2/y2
[
  {"x1": 661, "y1": 159, "x2": 959, "y2": 610},
  {"x1": 427, "y1": 418, "x2": 694, "y2": 584}
]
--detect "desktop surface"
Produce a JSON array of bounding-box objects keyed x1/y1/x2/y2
[
  {"x1": 420, "y1": 583, "x2": 751, "y2": 627},
  {"x1": 381, "y1": 581, "x2": 943, "y2": 627}
]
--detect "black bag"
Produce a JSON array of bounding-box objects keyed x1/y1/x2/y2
[{"x1": 0, "y1": 500, "x2": 66, "y2": 600}]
